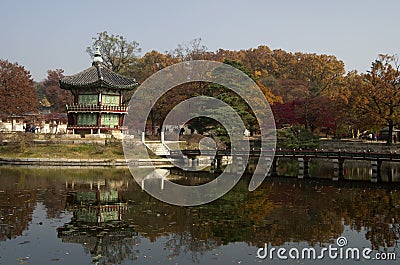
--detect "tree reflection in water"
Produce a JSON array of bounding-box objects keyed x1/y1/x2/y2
[{"x1": 0, "y1": 167, "x2": 399, "y2": 264}]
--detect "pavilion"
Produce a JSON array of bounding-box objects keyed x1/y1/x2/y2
[{"x1": 59, "y1": 47, "x2": 138, "y2": 137}]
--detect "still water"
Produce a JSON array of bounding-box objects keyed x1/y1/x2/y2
[{"x1": 0, "y1": 165, "x2": 399, "y2": 265}]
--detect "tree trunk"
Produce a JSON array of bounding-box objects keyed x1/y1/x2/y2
[{"x1": 386, "y1": 120, "x2": 394, "y2": 146}]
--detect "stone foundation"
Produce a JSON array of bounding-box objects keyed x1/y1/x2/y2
[{"x1": 319, "y1": 139, "x2": 399, "y2": 153}]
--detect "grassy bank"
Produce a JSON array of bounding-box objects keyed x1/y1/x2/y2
[{"x1": 0, "y1": 142, "x2": 125, "y2": 159}]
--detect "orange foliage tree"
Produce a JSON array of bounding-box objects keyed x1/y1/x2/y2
[{"x1": 348, "y1": 54, "x2": 400, "y2": 145}]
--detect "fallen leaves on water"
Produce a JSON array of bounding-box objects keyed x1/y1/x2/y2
[{"x1": 16, "y1": 256, "x2": 30, "y2": 264}]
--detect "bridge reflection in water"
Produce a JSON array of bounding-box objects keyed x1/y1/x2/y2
[{"x1": 171, "y1": 149, "x2": 400, "y2": 182}]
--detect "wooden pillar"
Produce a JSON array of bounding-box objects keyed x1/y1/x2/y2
[
  {"x1": 97, "y1": 113, "x2": 101, "y2": 134},
  {"x1": 333, "y1": 158, "x2": 345, "y2": 181},
  {"x1": 98, "y1": 91, "x2": 102, "y2": 106},
  {"x1": 118, "y1": 115, "x2": 123, "y2": 128}
]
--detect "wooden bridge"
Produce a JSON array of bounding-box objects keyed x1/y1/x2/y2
[{"x1": 170, "y1": 149, "x2": 400, "y2": 182}]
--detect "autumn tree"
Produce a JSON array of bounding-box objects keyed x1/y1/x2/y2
[
  {"x1": 86, "y1": 31, "x2": 141, "y2": 76},
  {"x1": 334, "y1": 71, "x2": 366, "y2": 136},
  {"x1": 264, "y1": 49, "x2": 298, "y2": 79},
  {"x1": 292, "y1": 53, "x2": 345, "y2": 97},
  {"x1": 349, "y1": 54, "x2": 400, "y2": 145},
  {"x1": 42, "y1": 69, "x2": 72, "y2": 113},
  {"x1": 186, "y1": 60, "x2": 280, "y2": 137},
  {"x1": 267, "y1": 79, "x2": 310, "y2": 103},
  {"x1": 170, "y1": 38, "x2": 208, "y2": 61},
  {"x1": 133, "y1": 50, "x2": 180, "y2": 83},
  {"x1": 0, "y1": 59, "x2": 39, "y2": 115}
]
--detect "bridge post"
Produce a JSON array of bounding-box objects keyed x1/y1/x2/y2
[
  {"x1": 210, "y1": 158, "x2": 216, "y2": 173},
  {"x1": 377, "y1": 160, "x2": 382, "y2": 182},
  {"x1": 141, "y1": 131, "x2": 145, "y2": 143},
  {"x1": 237, "y1": 156, "x2": 244, "y2": 175},
  {"x1": 268, "y1": 157, "x2": 278, "y2": 177},
  {"x1": 298, "y1": 158, "x2": 310, "y2": 179},
  {"x1": 161, "y1": 131, "x2": 165, "y2": 144},
  {"x1": 371, "y1": 160, "x2": 382, "y2": 182},
  {"x1": 231, "y1": 155, "x2": 241, "y2": 174},
  {"x1": 260, "y1": 157, "x2": 272, "y2": 177},
  {"x1": 175, "y1": 157, "x2": 185, "y2": 168},
  {"x1": 304, "y1": 158, "x2": 310, "y2": 178},
  {"x1": 216, "y1": 156, "x2": 223, "y2": 173},
  {"x1": 387, "y1": 167, "x2": 394, "y2": 182},
  {"x1": 333, "y1": 158, "x2": 345, "y2": 181},
  {"x1": 191, "y1": 157, "x2": 197, "y2": 170},
  {"x1": 183, "y1": 156, "x2": 189, "y2": 171}
]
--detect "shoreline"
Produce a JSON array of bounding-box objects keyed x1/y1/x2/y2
[{"x1": 0, "y1": 157, "x2": 172, "y2": 168}]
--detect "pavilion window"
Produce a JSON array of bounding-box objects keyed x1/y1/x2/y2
[
  {"x1": 101, "y1": 114, "x2": 119, "y2": 127},
  {"x1": 77, "y1": 113, "x2": 97, "y2": 126},
  {"x1": 101, "y1": 94, "x2": 120, "y2": 106},
  {"x1": 78, "y1": 94, "x2": 98, "y2": 105}
]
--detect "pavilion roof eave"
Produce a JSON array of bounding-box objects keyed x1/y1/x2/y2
[
  {"x1": 59, "y1": 80, "x2": 137, "y2": 90},
  {"x1": 59, "y1": 64, "x2": 139, "y2": 91}
]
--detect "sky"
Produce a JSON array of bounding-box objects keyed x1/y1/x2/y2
[{"x1": 1, "y1": 0, "x2": 399, "y2": 81}]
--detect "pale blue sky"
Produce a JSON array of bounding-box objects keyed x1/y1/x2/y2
[{"x1": 1, "y1": 0, "x2": 399, "y2": 81}]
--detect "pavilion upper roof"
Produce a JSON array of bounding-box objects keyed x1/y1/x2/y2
[{"x1": 59, "y1": 64, "x2": 138, "y2": 90}]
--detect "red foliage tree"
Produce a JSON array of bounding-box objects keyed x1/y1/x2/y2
[
  {"x1": 272, "y1": 101, "x2": 298, "y2": 128},
  {"x1": 0, "y1": 59, "x2": 39, "y2": 115},
  {"x1": 273, "y1": 97, "x2": 336, "y2": 135}
]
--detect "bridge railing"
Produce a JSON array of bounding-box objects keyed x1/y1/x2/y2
[{"x1": 170, "y1": 149, "x2": 400, "y2": 161}]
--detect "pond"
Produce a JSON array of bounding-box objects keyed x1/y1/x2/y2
[{"x1": 0, "y1": 166, "x2": 399, "y2": 265}]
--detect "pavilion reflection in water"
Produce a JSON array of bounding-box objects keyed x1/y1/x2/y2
[
  {"x1": 66, "y1": 190, "x2": 127, "y2": 223},
  {"x1": 57, "y1": 178, "x2": 139, "y2": 264},
  {"x1": 54, "y1": 171, "x2": 400, "y2": 264}
]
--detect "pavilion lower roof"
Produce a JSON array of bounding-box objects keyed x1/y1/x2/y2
[{"x1": 59, "y1": 64, "x2": 138, "y2": 90}]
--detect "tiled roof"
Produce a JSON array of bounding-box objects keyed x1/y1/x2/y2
[{"x1": 59, "y1": 64, "x2": 138, "y2": 90}]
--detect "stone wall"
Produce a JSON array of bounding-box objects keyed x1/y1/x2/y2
[{"x1": 319, "y1": 139, "x2": 400, "y2": 153}]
